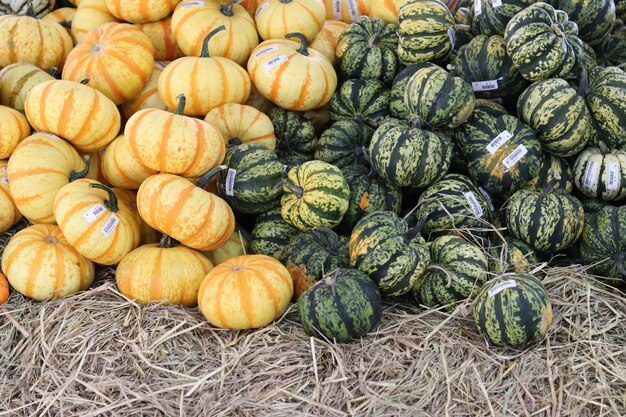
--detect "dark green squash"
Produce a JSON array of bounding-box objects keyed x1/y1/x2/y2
[
  {"x1": 389, "y1": 62, "x2": 437, "y2": 119},
  {"x1": 314, "y1": 120, "x2": 373, "y2": 170},
  {"x1": 330, "y1": 79, "x2": 391, "y2": 129},
  {"x1": 488, "y1": 236, "x2": 539, "y2": 274},
  {"x1": 470, "y1": 0, "x2": 536, "y2": 37},
  {"x1": 269, "y1": 108, "x2": 317, "y2": 166},
  {"x1": 526, "y1": 152, "x2": 574, "y2": 194},
  {"x1": 598, "y1": 20, "x2": 626, "y2": 67},
  {"x1": 250, "y1": 207, "x2": 299, "y2": 260},
  {"x1": 551, "y1": 0, "x2": 616, "y2": 46}
]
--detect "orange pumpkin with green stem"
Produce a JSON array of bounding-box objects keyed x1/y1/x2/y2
[
  {"x1": 135, "y1": 18, "x2": 181, "y2": 61},
  {"x1": 42, "y1": 7, "x2": 76, "y2": 36},
  {"x1": 121, "y1": 61, "x2": 169, "y2": 119},
  {"x1": 311, "y1": 19, "x2": 349, "y2": 66},
  {"x1": 105, "y1": 0, "x2": 181, "y2": 24},
  {"x1": 204, "y1": 103, "x2": 277, "y2": 151},
  {"x1": 0, "y1": 159, "x2": 21, "y2": 233},
  {"x1": 254, "y1": 0, "x2": 326, "y2": 41},
  {"x1": 102, "y1": 135, "x2": 158, "y2": 189},
  {"x1": 0, "y1": 106, "x2": 31, "y2": 159}
]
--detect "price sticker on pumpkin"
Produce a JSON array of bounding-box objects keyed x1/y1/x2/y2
[
  {"x1": 1, "y1": 166, "x2": 6, "y2": 174},
  {"x1": 332, "y1": 0, "x2": 343, "y2": 20},
  {"x1": 1, "y1": 176, "x2": 8, "y2": 185},
  {"x1": 486, "y1": 130, "x2": 513, "y2": 154},
  {"x1": 583, "y1": 161, "x2": 599, "y2": 189},
  {"x1": 488, "y1": 279, "x2": 517, "y2": 297},
  {"x1": 607, "y1": 162, "x2": 620, "y2": 190},
  {"x1": 502, "y1": 144, "x2": 527, "y2": 169},
  {"x1": 478, "y1": 186, "x2": 495, "y2": 211},
  {"x1": 101, "y1": 214, "x2": 120, "y2": 237},
  {"x1": 255, "y1": 45, "x2": 279, "y2": 58},
  {"x1": 155, "y1": 61, "x2": 167, "y2": 70},
  {"x1": 225, "y1": 168, "x2": 236, "y2": 196},
  {"x1": 180, "y1": 1, "x2": 205, "y2": 8},
  {"x1": 83, "y1": 204, "x2": 106, "y2": 223},
  {"x1": 464, "y1": 191, "x2": 484, "y2": 218},
  {"x1": 492, "y1": 0, "x2": 502, "y2": 7},
  {"x1": 472, "y1": 79, "x2": 499, "y2": 92},
  {"x1": 256, "y1": 1, "x2": 270, "y2": 19},
  {"x1": 474, "y1": 0, "x2": 482, "y2": 16},
  {"x1": 347, "y1": 0, "x2": 359, "y2": 21},
  {"x1": 264, "y1": 55, "x2": 289, "y2": 72}
]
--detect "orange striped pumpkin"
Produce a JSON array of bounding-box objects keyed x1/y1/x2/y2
[
  {"x1": 197, "y1": 254, "x2": 293, "y2": 329},
  {"x1": 255, "y1": 0, "x2": 326, "y2": 41},
  {"x1": 0, "y1": 14, "x2": 73, "y2": 71},
  {"x1": 248, "y1": 33, "x2": 337, "y2": 111},
  {"x1": 0, "y1": 272, "x2": 8, "y2": 304},
  {"x1": 240, "y1": 0, "x2": 257, "y2": 16},
  {"x1": 171, "y1": 0, "x2": 258, "y2": 66},
  {"x1": 369, "y1": 0, "x2": 403, "y2": 24},
  {"x1": 121, "y1": 61, "x2": 168, "y2": 119},
  {"x1": 0, "y1": 106, "x2": 31, "y2": 159},
  {"x1": 136, "y1": 169, "x2": 235, "y2": 251},
  {"x1": 158, "y1": 26, "x2": 251, "y2": 116},
  {"x1": 204, "y1": 103, "x2": 276, "y2": 151},
  {"x1": 311, "y1": 19, "x2": 349, "y2": 66},
  {"x1": 204, "y1": 226, "x2": 250, "y2": 265},
  {"x1": 125, "y1": 95, "x2": 225, "y2": 177},
  {"x1": 42, "y1": 7, "x2": 76, "y2": 36},
  {"x1": 53, "y1": 179, "x2": 141, "y2": 265},
  {"x1": 116, "y1": 234, "x2": 214, "y2": 306},
  {"x1": 135, "y1": 18, "x2": 182, "y2": 61},
  {"x1": 102, "y1": 135, "x2": 157, "y2": 189},
  {"x1": 0, "y1": 159, "x2": 21, "y2": 233},
  {"x1": 324, "y1": 0, "x2": 367, "y2": 22},
  {"x1": 7, "y1": 133, "x2": 89, "y2": 224},
  {"x1": 0, "y1": 63, "x2": 56, "y2": 112},
  {"x1": 71, "y1": 0, "x2": 121, "y2": 44},
  {"x1": 83, "y1": 149, "x2": 109, "y2": 185},
  {"x1": 1, "y1": 224, "x2": 95, "y2": 301},
  {"x1": 62, "y1": 23, "x2": 154, "y2": 105},
  {"x1": 105, "y1": 0, "x2": 181, "y2": 24},
  {"x1": 25, "y1": 79, "x2": 121, "y2": 152},
  {"x1": 112, "y1": 187, "x2": 158, "y2": 245}
]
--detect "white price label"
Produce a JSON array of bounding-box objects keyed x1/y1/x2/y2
[
  {"x1": 256, "y1": 1, "x2": 270, "y2": 19},
  {"x1": 583, "y1": 160, "x2": 598, "y2": 188},
  {"x1": 607, "y1": 162, "x2": 620, "y2": 191},
  {"x1": 478, "y1": 186, "x2": 495, "y2": 211},
  {"x1": 464, "y1": 191, "x2": 484, "y2": 218},
  {"x1": 332, "y1": 0, "x2": 342, "y2": 20},
  {"x1": 283, "y1": 164, "x2": 289, "y2": 172},
  {"x1": 255, "y1": 45, "x2": 279, "y2": 58},
  {"x1": 225, "y1": 168, "x2": 236, "y2": 196},
  {"x1": 155, "y1": 61, "x2": 167, "y2": 70},
  {"x1": 492, "y1": 0, "x2": 502, "y2": 7},
  {"x1": 502, "y1": 144, "x2": 527, "y2": 169},
  {"x1": 486, "y1": 130, "x2": 513, "y2": 154},
  {"x1": 474, "y1": 0, "x2": 482, "y2": 16},
  {"x1": 472, "y1": 79, "x2": 499, "y2": 92},
  {"x1": 180, "y1": 1, "x2": 204, "y2": 8},
  {"x1": 447, "y1": 26, "x2": 455, "y2": 44},
  {"x1": 488, "y1": 279, "x2": 517, "y2": 297},
  {"x1": 347, "y1": 0, "x2": 359, "y2": 20},
  {"x1": 263, "y1": 55, "x2": 288, "y2": 72},
  {"x1": 1, "y1": 176, "x2": 8, "y2": 185},
  {"x1": 83, "y1": 204, "x2": 106, "y2": 223},
  {"x1": 101, "y1": 214, "x2": 119, "y2": 237}
]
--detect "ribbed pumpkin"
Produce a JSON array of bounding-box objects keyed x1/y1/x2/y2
[
  {"x1": 0, "y1": 106, "x2": 30, "y2": 159},
  {"x1": 7, "y1": 134, "x2": 89, "y2": 224},
  {"x1": 125, "y1": 95, "x2": 225, "y2": 177},
  {"x1": 583, "y1": 66, "x2": 626, "y2": 149},
  {"x1": 527, "y1": 152, "x2": 574, "y2": 194},
  {"x1": 369, "y1": 0, "x2": 402, "y2": 25},
  {"x1": 0, "y1": 272, "x2": 8, "y2": 304},
  {"x1": 205, "y1": 103, "x2": 276, "y2": 151},
  {"x1": 330, "y1": 78, "x2": 390, "y2": 128},
  {"x1": 84, "y1": 149, "x2": 108, "y2": 185},
  {"x1": 204, "y1": 226, "x2": 250, "y2": 265},
  {"x1": 281, "y1": 161, "x2": 350, "y2": 230},
  {"x1": 0, "y1": 159, "x2": 21, "y2": 233},
  {"x1": 0, "y1": 63, "x2": 56, "y2": 112},
  {"x1": 24, "y1": 80, "x2": 121, "y2": 152},
  {"x1": 311, "y1": 19, "x2": 349, "y2": 65},
  {"x1": 574, "y1": 146, "x2": 626, "y2": 202},
  {"x1": 324, "y1": 0, "x2": 368, "y2": 22},
  {"x1": 112, "y1": 187, "x2": 159, "y2": 245},
  {"x1": 270, "y1": 108, "x2": 318, "y2": 166},
  {"x1": 247, "y1": 33, "x2": 337, "y2": 111},
  {"x1": 135, "y1": 18, "x2": 182, "y2": 61},
  {"x1": 488, "y1": 236, "x2": 539, "y2": 274},
  {"x1": 197, "y1": 254, "x2": 294, "y2": 329},
  {"x1": 389, "y1": 62, "x2": 436, "y2": 119},
  {"x1": 0, "y1": 0, "x2": 56, "y2": 17},
  {"x1": 314, "y1": 120, "x2": 373, "y2": 169},
  {"x1": 1, "y1": 224, "x2": 95, "y2": 301},
  {"x1": 599, "y1": 20, "x2": 626, "y2": 67},
  {"x1": 250, "y1": 207, "x2": 299, "y2": 259},
  {"x1": 42, "y1": 7, "x2": 75, "y2": 35},
  {"x1": 105, "y1": 0, "x2": 181, "y2": 23},
  {"x1": 121, "y1": 61, "x2": 168, "y2": 120},
  {"x1": 0, "y1": 12, "x2": 73, "y2": 71},
  {"x1": 552, "y1": 0, "x2": 615, "y2": 46},
  {"x1": 469, "y1": 0, "x2": 535, "y2": 37},
  {"x1": 71, "y1": 0, "x2": 121, "y2": 44},
  {"x1": 254, "y1": 0, "x2": 326, "y2": 41},
  {"x1": 102, "y1": 135, "x2": 157, "y2": 190},
  {"x1": 137, "y1": 170, "x2": 236, "y2": 251},
  {"x1": 115, "y1": 235, "x2": 213, "y2": 307},
  {"x1": 62, "y1": 23, "x2": 154, "y2": 105}
]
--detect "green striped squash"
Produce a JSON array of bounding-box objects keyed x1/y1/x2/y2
[
  {"x1": 568, "y1": 36, "x2": 599, "y2": 76},
  {"x1": 404, "y1": 65, "x2": 475, "y2": 129},
  {"x1": 552, "y1": 0, "x2": 616, "y2": 46},
  {"x1": 581, "y1": 197, "x2": 610, "y2": 221},
  {"x1": 452, "y1": 24, "x2": 476, "y2": 51},
  {"x1": 217, "y1": 145, "x2": 283, "y2": 214},
  {"x1": 369, "y1": 118, "x2": 452, "y2": 188},
  {"x1": 506, "y1": 186, "x2": 584, "y2": 252},
  {"x1": 454, "y1": 6, "x2": 470, "y2": 25},
  {"x1": 297, "y1": 268, "x2": 382, "y2": 343},
  {"x1": 389, "y1": 63, "x2": 437, "y2": 119},
  {"x1": 599, "y1": 20, "x2": 626, "y2": 67},
  {"x1": 573, "y1": 146, "x2": 626, "y2": 202},
  {"x1": 517, "y1": 78, "x2": 591, "y2": 157},
  {"x1": 453, "y1": 99, "x2": 509, "y2": 150},
  {"x1": 250, "y1": 208, "x2": 299, "y2": 260},
  {"x1": 269, "y1": 108, "x2": 318, "y2": 166},
  {"x1": 452, "y1": 35, "x2": 528, "y2": 100},
  {"x1": 330, "y1": 79, "x2": 391, "y2": 129},
  {"x1": 0, "y1": 0, "x2": 55, "y2": 17},
  {"x1": 469, "y1": 0, "x2": 536, "y2": 37},
  {"x1": 281, "y1": 161, "x2": 350, "y2": 230},
  {"x1": 473, "y1": 273, "x2": 553, "y2": 346},
  {"x1": 397, "y1": 0, "x2": 456, "y2": 64},
  {"x1": 526, "y1": 152, "x2": 574, "y2": 194},
  {"x1": 349, "y1": 211, "x2": 430, "y2": 296},
  {"x1": 280, "y1": 228, "x2": 350, "y2": 298},
  {"x1": 488, "y1": 236, "x2": 539, "y2": 274},
  {"x1": 618, "y1": 0, "x2": 626, "y2": 20},
  {"x1": 412, "y1": 235, "x2": 488, "y2": 310},
  {"x1": 504, "y1": 3, "x2": 577, "y2": 82},
  {"x1": 335, "y1": 16, "x2": 400, "y2": 84},
  {"x1": 314, "y1": 120, "x2": 373, "y2": 170}
]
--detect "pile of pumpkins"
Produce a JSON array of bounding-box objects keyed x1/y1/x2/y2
[{"x1": 0, "y1": 0, "x2": 624, "y2": 348}]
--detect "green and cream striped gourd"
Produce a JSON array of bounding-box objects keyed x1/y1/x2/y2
[
  {"x1": 0, "y1": 0, "x2": 55, "y2": 17},
  {"x1": 330, "y1": 79, "x2": 391, "y2": 129},
  {"x1": 269, "y1": 108, "x2": 318, "y2": 166},
  {"x1": 250, "y1": 207, "x2": 299, "y2": 260},
  {"x1": 599, "y1": 20, "x2": 626, "y2": 67},
  {"x1": 314, "y1": 120, "x2": 373, "y2": 170},
  {"x1": 551, "y1": 0, "x2": 616, "y2": 46},
  {"x1": 469, "y1": 0, "x2": 536, "y2": 37},
  {"x1": 573, "y1": 145, "x2": 626, "y2": 202},
  {"x1": 527, "y1": 152, "x2": 574, "y2": 194},
  {"x1": 389, "y1": 62, "x2": 437, "y2": 119},
  {"x1": 488, "y1": 236, "x2": 539, "y2": 274}
]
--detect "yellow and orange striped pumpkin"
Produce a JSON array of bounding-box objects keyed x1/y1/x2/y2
[
  {"x1": 248, "y1": 33, "x2": 337, "y2": 111},
  {"x1": 0, "y1": 106, "x2": 31, "y2": 159},
  {"x1": 255, "y1": 0, "x2": 326, "y2": 41},
  {"x1": 105, "y1": 0, "x2": 181, "y2": 24},
  {"x1": 63, "y1": 23, "x2": 154, "y2": 105},
  {"x1": 311, "y1": 19, "x2": 349, "y2": 66},
  {"x1": 25, "y1": 79, "x2": 121, "y2": 152},
  {"x1": 204, "y1": 103, "x2": 276, "y2": 151},
  {"x1": 324, "y1": 0, "x2": 367, "y2": 23},
  {"x1": 204, "y1": 226, "x2": 250, "y2": 265},
  {"x1": 240, "y1": 0, "x2": 258, "y2": 16},
  {"x1": 71, "y1": 0, "x2": 121, "y2": 44},
  {"x1": 8, "y1": 133, "x2": 89, "y2": 224},
  {"x1": 0, "y1": 159, "x2": 21, "y2": 233},
  {"x1": 197, "y1": 254, "x2": 293, "y2": 329},
  {"x1": 369, "y1": 0, "x2": 403, "y2": 24},
  {"x1": 0, "y1": 63, "x2": 56, "y2": 112},
  {"x1": 53, "y1": 179, "x2": 141, "y2": 265},
  {"x1": 0, "y1": 272, "x2": 8, "y2": 304},
  {"x1": 171, "y1": 0, "x2": 258, "y2": 66},
  {"x1": 136, "y1": 169, "x2": 235, "y2": 251},
  {"x1": 102, "y1": 135, "x2": 157, "y2": 189},
  {"x1": 42, "y1": 7, "x2": 76, "y2": 36},
  {"x1": 121, "y1": 61, "x2": 169, "y2": 119},
  {"x1": 83, "y1": 149, "x2": 109, "y2": 185},
  {"x1": 135, "y1": 18, "x2": 182, "y2": 61},
  {"x1": 112, "y1": 187, "x2": 158, "y2": 245},
  {"x1": 116, "y1": 234, "x2": 214, "y2": 306},
  {"x1": 1, "y1": 224, "x2": 95, "y2": 301}
]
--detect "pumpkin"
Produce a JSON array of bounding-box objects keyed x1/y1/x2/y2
[
  {"x1": 311, "y1": 19, "x2": 349, "y2": 65},
  {"x1": 469, "y1": 0, "x2": 535, "y2": 37},
  {"x1": 324, "y1": 0, "x2": 367, "y2": 22},
  {"x1": 247, "y1": 33, "x2": 337, "y2": 111},
  {"x1": 115, "y1": 234, "x2": 213, "y2": 307},
  {"x1": 0, "y1": 106, "x2": 30, "y2": 159},
  {"x1": 1, "y1": 224, "x2": 95, "y2": 301},
  {"x1": 125, "y1": 95, "x2": 226, "y2": 177},
  {"x1": 102, "y1": 135, "x2": 157, "y2": 190},
  {"x1": 599, "y1": 20, "x2": 626, "y2": 67},
  {"x1": 205, "y1": 103, "x2": 276, "y2": 151},
  {"x1": 255, "y1": 0, "x2": 326, "y2": 41},
  {"x1": 25, "y1": 79, "x2": 121, "y2": 153},
  {"x1": 250, "y1": 207, "x2": 299, "y2": 259},
  {"x1": 241, "y1": 0, "x2": 258, "y2": 15},
  {"x1": 330, "y1": 78, "x2": 390, "y2": 128},
  {"x1": 105, "y1": 0, "x2": 181, "y2": 23},
  {"x1": 137, "y1": 169, "x2": 236, "y2": 251},
  {"x1": 527, "y1": 152, "x2": 574, "y2": 194},
  {"x1": 7, "y1": 133, "x2": 89, "y2": 224},
  {"x1": 488, "y1": 236, "x2": 539, "y2": 274},
  {"x1": 0, "y1": 159, "x2": 21, "y2": 233},
  {"x1": 83, "y1": 149, "x2": 108, "y2": 185},
  {"x1": 121, "y1": 61, "x2": 168, "y2": 120},
  {"x1": 204, "y1": 226, "x2": 250, "y2": 265},
  {"x1": 112, "y1": 187, "x2": 159, "y2": 245},
  {"x1": 369, "y1": 0, "x2": 402, "y2": 25},
  {"x1": 297, "y1": 268, "x2": 382, "y2": 342},
  {"x1": 0, "y1": 11, "x2": 73, "y2": 71},
  {"x1": 135, "y1": 18, "x2": 182, "y2": 61},
  {"x1": 389, "y1": 63, "x2": 436, "y2": 119},
  {"x1": 62, "y1": 23, "x2": 154, "y2": 105},
  {"x1": 269, "y1": 107, "x2": 318, "y2": 166},
  {"x1": 552, "y1": 0, "x2": 615, "y2": 46},
  {"x1": 0, "y1": 0, "x2": 56, "y2": 17},
  {"x1": 197, "y1": 254, "x2": 293, "y2": 329},
  {"x1": 473, "y1": 273, "x2": 553, "y2": 346},
  {"x1": 0, "y1": 63, "x2": 56, "y2": 112},
  {"x1": 280, "y1": 227, "x2": 350, "y2": 297},
  {"x1": 0, "y1": 272, "x2": 8, "y2": 304},
  {"x1": 314, "y1": 120, "x2": 373, "y2": 170},
  {"x1": 71, "y1": 0, "x2": 121, "y2": 44},
  {"x1": 42, "y1": 7, "x2": 76, "y2": 35},
  {"x1": 573, "y1": 145, "x2": 626, "y2": 202}
]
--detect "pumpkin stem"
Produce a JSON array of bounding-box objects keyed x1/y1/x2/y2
[
  {"x1": 89, "y1": 183, "x2": 119, "y2": 212},
  {"x1": 404, "y1": 215, "x2": 427, "y2": 242},
  {"x1": 279, "y1": 0, "x2": 293, "y2": 4},
  {"x1": 353, "y1": 115, "x2": 364, "y2": 124},
  {"x1": 49, "y1": 67, "x2": 59, "y2": 77},
  {"x1": 282, "y1": 181, "x2": 304, "y2": 199},
  {"x1": 616, "y1": 252, "x2": 626, "y2": 277},
  {"x1": 159, "y1": 234, "x2": 179, "y2": 248},
  {"x1": 200, "y1": 25, "x2": 226, "y2": 58},
  {"x1": 228, "y1": 137, "x2": 243, "y2": 146},
  {"x1": 367, "y1": 34, "x2": 379, "y2": 48},
  {"x1": 175, "y1": 94, "x2": 186, "y2": 115},
  {"x1": 80, "y1": 79, "x2": 90, "y2": 85},
  {"x1": 285, "y1": 33, "x2": 309, "y2": 56},
  {"x1": 196, "y1": 165, "x2": 228, "y2": 189},
  {"x1": 598, "y1": 141, "x2": 610, "y2": 155},
  {"x1": 410, "y1": 116, "x2": 422, "y2": 129},
  {"x1": 577, "y1": 65, "x2": 591, "y2": 98},
  {"x1": 356, "y1": 146, "x2": 375, "y2": 176},
  {"x1": 314, "y1": 227, "x2": 340, "y2": 251},
  {"x1": 543, "y1": 179, "x2": 559, "y2": 194},
  {"x1": 26, "y1": 1, "x2": 35, "y2": 17},
  {"x1": 427, "y1": 264, "x2": 454, "y2": 287},
  {"x1": 59, "y1": 20, "x2": 72, "y2": 29},
  {"x1": 69, "y1": 156, "x2": 91, "y2": 181},
  {"x1": 220, "y1": 0, "x2": 242, "y2": 16}
]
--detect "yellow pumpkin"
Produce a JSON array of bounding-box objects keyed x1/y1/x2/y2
[
  {"x1": 323, "y1": 0, "x2": 367, "y2": 22},
  {"x1": 116, "y1": 234, "x2": 214, "y2": 306},
  {"x1": 204, "y1": 226, "x2": 250, "y2": 265},
  {"x1": 171, "y1": 0, "x2": 258, "y2": 66},
  {"x1": 1, "y1": 224, "x2": 95, "y2": 301},
  {"x1": 102, "y1": 134, "x2": 157, "y2": 189},
  {"x1": 71, "y1": 0, "x2": 121, "y2": 44},
  {"x1": 0, "y1": 106, "x2": 31, "y2": 159},
  {"x1": 247, "y1": 33, "x2": 337, "y2": 111},
  {"x1": 197, "y1": 254, "x2": 293, "y2": 329},
  {"x1": 42, "y1": 7, "x2": 76, "y2": 36},
  {"x1": 0, "y1": 159, "x2": 21, "y2": 233},
  {"x1": 125, "y1": 95, "x2": 225, "y2": 177},
  {"x1": 105, "y1": 0, "x2": 181, "y2": 24},
  {"x1": 25, "y1": 79, "x2": 121, "y2": 152},
  {"x1": 121, "y1": 61, "x2": 169, "y2": 119},
  {"x1": 135, "y1": 18, "x2": 182, "y2": 61},
  {"x1": 136, "y1": 169, "x2": 236, "y2": 251},
  {"x1": 204, "y1": 103, "x2": 276, "y2": 151},
  {"x1": 63, "y1": 23, "x2": 154, "y2": 105},
  {"x1": 255, "y1": 0, "x2": 326, "y2": 41},
  {"x1": 158, "y1": 26, "x2": 251, "y2": 116},
  {"x1": 69, "y1": 0, "x2": 83, "y2": 5},
  {"x1": 0, "y1": 14, "x2": 73, "y2": 71},
  {"x1": 7, "y1": 133, "x2": 89, "y2": 224},
  {"x1": 112, "y1": 187, "x2": 159, "y2": 245},
  {"x1": 311, "y1": 19, "x2": 349, "y2": 65},
  {"x1": 53, "y1": 179, "x2": 141, "y2": 265},
  {"x1": 369, "y1": 0, "x2": 403, "y2": 25},
  {"x1": 0, "y1": 272, "x2": 8, "y2": 304},
  {"x1": 240, "y1": 0, "x2": 258, "y2": 16},
  {"x1": 0, "y1": 63, "x2": 56, "y2": 112},
  {"x1": 83, "y1": 149, "x2": 109, "y2": 185}
]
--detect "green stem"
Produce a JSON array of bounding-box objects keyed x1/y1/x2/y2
[
  {"x1": 577, "y1": 65, "x2": 591, "y2": 98},
  {"x1": 200, "y1": 25, "x2": 226, "y2": 58},
  {"x1": 80, "y1": 79, "x2": 90, "y2": 85},
  {"x1": 314, "y1": 227, "x2": 340, "y2": 252},
  {"x1": 69, "y1": 156, "x2": 91, "y2": 181},
  {"x1": 427, "y1": 264, "x2": 454, "y2": 287},
  {"x1": 175, "y1": 94, "x2": 186, "y2": 115},
  {"x1": 404, "y1": 216, "x2": 426, "y2": 243},
  {"x1": 598, "y1": 141, "x2": 610, "y2": 155},
  {"x1": 228, "y1": 137, "x2": 243, "y2": 146},
  {"x1": 219, "y1": 0, "x2": 242, "y2": 16},
  {"x1": 411, "y1": 116, "x2": 422, "y2": 129},
  {"x1": 89, "y1": 183, "x2": 119, "y2": 212},
  {"x1": 159, "y1": 234, "x2": 178, "y2": 248},
  {"x1": 285, "y1": 33, "x2": 309, "y2": 56},
  {"x1": 49, "y1": 67, "x2": 58, "y2": 77},
  {"x1": 26, "y1": 1, "x2": 35, "y2": 17},
  {"x1": 59, "y1": 20, "x2": 71, "y2": 29},
  {"x1": 283, "y1": 181, "x2": 304, "y2": 199},
  {"x1": 196, "y1": 165, "x2": 228, "y2": 189}
]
